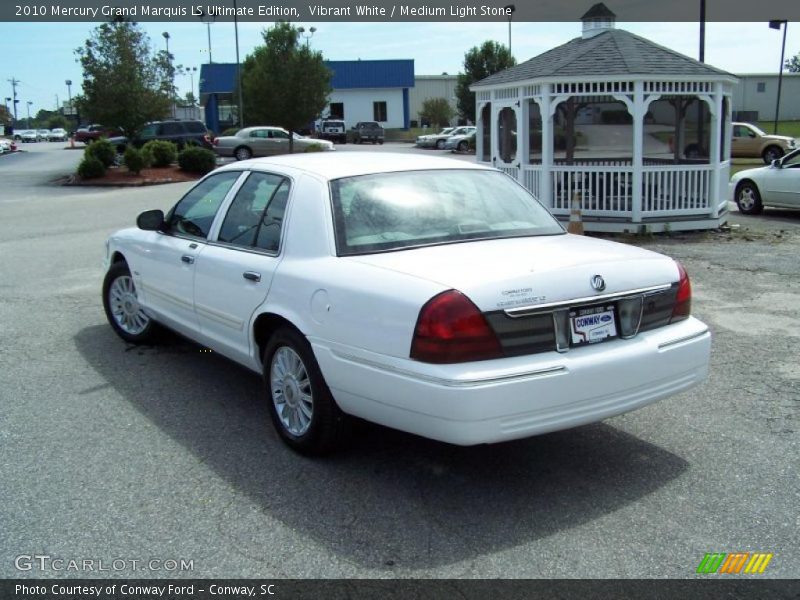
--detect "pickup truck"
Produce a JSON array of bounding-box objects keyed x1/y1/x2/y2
[
  {"x1": 74, "y1": 124, "x2": 121, "y2": 144},
  {"x1": 318, "y1": 119, "x2": 347, "y2": 144},
  {"x1": 349, "y1": 121, "x2": 384, "y2": 145}
]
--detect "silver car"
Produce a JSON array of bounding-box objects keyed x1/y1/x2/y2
[{"x1": 214, "y1": 127, "x2": 334, "y2": 161}]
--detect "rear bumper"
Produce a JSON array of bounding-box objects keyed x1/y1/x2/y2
[{"x1": 312, "y1": 317, "x2": 711, "y2": 445}]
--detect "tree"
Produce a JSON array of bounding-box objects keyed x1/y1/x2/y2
[
  {"x1": 0, "y1": 105, "x2": 11, "y2": 126},
  {"x1": 419, "y1": 98, "x2": 454, "y2": 128},
  {"x1": 180, "y1": 92, "x2": 198, "y2": 107},
  {"x1": 455, "y1": 41, "x2": 516, "y2": 123},
  {"x1": 786, "y1": 52, "x2": 800, "y2": 73},
  {"x1": 242, "y1": 22, "x2": 331, "y2": 153},
  {"x1": 75, "y1": 21, "x2": 172, "y2": 137}
]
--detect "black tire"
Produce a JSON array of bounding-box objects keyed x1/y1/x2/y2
[
  {"x1": 378, "y1": 139, "x2": 384, "y2": 145},
  {"x1": 234, "y1": 146, "x2": 252, "y2": 161},
  {"x1": 735, "y1": 181, "x2": 763, "y2": 215},
  {"x1": 435, "y1": 139, "x2": 445, "y2": 150},
  {"x1": 457, "y1": 140, "x2": 469, "y2": 152},
  {"x1": 762, "y1": 146, "x2": 783, "y2": 164},
  {"x1": 102, "y1": 261, "x2": 159, "y2": 344},
  {"x1": 263, "y1": 327, "x2": 351, "y2": 455}
]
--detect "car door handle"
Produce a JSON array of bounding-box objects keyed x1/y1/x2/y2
[
  {"x1": 181, "y1": 255, "x2": 195, "y2": 264},
  {"x1": 243, "y1": 271, "x2": 261, "y2": 282}
]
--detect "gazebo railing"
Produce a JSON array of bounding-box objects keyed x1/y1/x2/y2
[{"x1": 519, "y1": 162, "x2": 714, "y2": 218}]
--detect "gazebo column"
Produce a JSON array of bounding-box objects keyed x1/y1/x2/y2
[
  {"x1": 707, "y1": 83, "x2": 724, "y2": 218},
  {"x1": 476, "y1": 101, "x2": 489, "y2": 163},
  {"x1": 539, "y1": 85, "x2": 553, "y2": 208},
  {"x1": 631, "y1": 81, "x2": 645, "y2": 223}
]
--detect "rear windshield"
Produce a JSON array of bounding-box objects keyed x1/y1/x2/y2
[{"x1": 330, "y1": 169, "x2": 564, "y2": 256}]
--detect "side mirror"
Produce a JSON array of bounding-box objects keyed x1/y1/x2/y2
[
  {"x1": 771, "y1": 159, "x2": 781, "y2": 168},
  {"x1": 137, "y1": 209, "x2": 165, "y2": 231}
]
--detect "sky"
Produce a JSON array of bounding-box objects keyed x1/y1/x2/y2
[{"x1": 1, "y1": 19, "x2": 798, "y2": 121}]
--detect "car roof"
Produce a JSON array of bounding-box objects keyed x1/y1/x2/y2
[{"x1": 217, "y1": 152, "x2": 494, "y2": 181}]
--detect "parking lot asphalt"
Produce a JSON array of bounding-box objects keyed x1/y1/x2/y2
[{"x1": 0, "y1": 142, "x2": 798, "y2": 579}]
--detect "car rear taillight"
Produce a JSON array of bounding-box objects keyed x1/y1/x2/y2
[
  {"x1": 670, "y1": 261, "x2": 692, "y2": 322},
  {"x1": 411, "y1": 290, "x2": 502, "y2": 363}
]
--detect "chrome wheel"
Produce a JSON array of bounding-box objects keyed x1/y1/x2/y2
[
  {"x1": 108, "y1": 275, "x2": 150, "y2": 335},
  {"x1": 234, "y1": 146, "x2": 252, "y2": 161},
  {"x1": 271, "y1": 346, "x2": 313, "y2": 436},
  {"x1": 737, "y1": 187, "x2": 756, "y2": 212}
]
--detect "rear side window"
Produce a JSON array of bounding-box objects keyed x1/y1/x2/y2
[
  {"x1": 185, "y1": 122, "x2": 206, "y2": 134},
  {"x1": 160, "y1": 122, "x2": 183, "y2": 136}
]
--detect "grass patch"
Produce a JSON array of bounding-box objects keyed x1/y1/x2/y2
[{"x1": 756, "y1": 120, "x2": 800, "y2": 138}]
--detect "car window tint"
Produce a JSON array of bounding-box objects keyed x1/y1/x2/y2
[
  {"x1": 331, "y1": 170, "x2": 564, "y2": 256},
  {"x1": 161, "y1": 122, "x2": 183, "y2": 136},
  {"x1": 168, "y1": 172, "x2": 240, "y2": 239},
  {"x1": 141, "y1": 124, "x2": 158, "y2": 137},
  {"x1": 249, "y1": 129, "x2": 267, "y2": 139},
  {"x1": 254, "y1": 180, "x2": 290, "y2": 253},
  {"x1": 218, "y1": 172, "x2": 285, "y2": 247},
  {"x1": 270, "y1": 130, "x2": 289, "y2": 140},
  {"x1": 185, "y1": 122, "x2": 205, "y2": 134}
]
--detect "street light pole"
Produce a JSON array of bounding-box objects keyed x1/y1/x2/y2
[
  {"x1": 26, "y1": 101, "x2": 32, "y2": 128},
  {"x1": 233, "y1": 0, "x2": 244, "y2": 126},
  {"x1": 504, "y1": 4, "x2": 516, "y2": 54},
  {"x1": 769, "y1": 20, "x2": 788, "y2": 135},
  {"x1": 298, "y1": 26, "x2": 317, "y2": 48},
  {"x1": 162, "y1": 32, "x2": 175, "y2": 118},
  {"x1": 200, "y1": 11, "x2": 215, "y2": 63}
]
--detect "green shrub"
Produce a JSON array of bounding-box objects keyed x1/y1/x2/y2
[
  {"x1": 123, "y1": 146, "x2": 146, "y2": 175},
  {"x1": 142, "y1": 139, "x2": 177, "y2": 167},
  {"x1": 177, "y1": 146, "x2": 216, "y2": 174},
  {"x1": 85, "y1": 138, "x2": 116, "y2": 167},
  {"x1": 77, "y1": 156, "x2": 106, "y2": 179},
  {"x1": 303, "y1": 142, "x2": 327, "y2": 153}
]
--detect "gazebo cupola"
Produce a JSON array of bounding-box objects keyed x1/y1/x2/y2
[
  {"x1": 581, "y1": 2, "x2": 616, "y2": 39},
  {"x1": 470, "y1": 3, "x2": 738, "y2": 233}
]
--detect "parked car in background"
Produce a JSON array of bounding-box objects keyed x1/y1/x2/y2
[
  {"x1": 349, "y1": 121, "x2": 385, "y2": 145},
  {"x1": 48, "y1": 128, "x2": 69, "y2": 141},
  {"x1": 417, "y1": 126, "x2": 475, "y2": 150},
  {"x1": 20, "y1": 130, "x2": 40, "y2": 143},
  {"x1": 444, "y1": 130, "x2": 475, "y2": 153},
  {"x1": 102, "y1": 153, "x2": 710, "y2": 455},
  {"x1": 318, "y1": 119, "x2": 347, "y2": 144},
  {"x1": 74, "y1": 124, "x2": 121, "y2": 144},
  {"x1": 12, "y1": 129, "x2": 30, "y2": 141},
  {"x1": 213, "y1": 126, "x2": 334, "y2": 160},
  {"x1": 731, "y1": 122, "x2": 796, "y2": 164},
  {"x1": 37, "y1": 129, "x2": 51, "y2": 141},
  {"x1": 108, "y1": 120, "x2": 213, "y2": 152},
  {"x1": 730, "y1": 147, "x2": 800, "y2": 214},
  {"x1": 415, "y1": 127, "x2": 454, "y2": 149}
]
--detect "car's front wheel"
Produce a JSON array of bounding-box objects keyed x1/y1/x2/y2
[
  {"x1": 736, "y1": 181, "x2": 763, "y2": 215},
  {"x1": 102, "y1": 262, "x2": 158, "y2": 343},
  {"x1": 762, "y1": 146, "x2": 783, "y2": 164},
  {"x1": 234, "y1": 146, "x2": 252, "y2": 161},
  {"x1": 263, "y1": 327, "x2": 351, "y2": 455}
]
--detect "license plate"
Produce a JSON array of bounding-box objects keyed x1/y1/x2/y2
[{"x1": 570, "y1": 305, "x2": 617, "y2": 345}]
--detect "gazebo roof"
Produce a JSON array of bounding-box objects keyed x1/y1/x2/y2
[{"x1": 473, "y1": 29, "x2": 734, "y2": 88}]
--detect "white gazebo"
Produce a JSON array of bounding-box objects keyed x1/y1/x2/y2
[{"x1": 471, "y1": 3, "x2": 738, "y2": 232}]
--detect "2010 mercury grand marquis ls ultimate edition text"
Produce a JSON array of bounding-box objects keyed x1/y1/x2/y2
[{"x1": 102, "y1": 153, "x2": 711, "y2": 455}]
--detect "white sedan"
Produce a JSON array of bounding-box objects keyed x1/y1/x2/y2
[
  {"x1": 730, "y1": 148, "x2": 800, "y2": 214},
  {"x1": 102, "y1": 154, "x2": 711, "y2": 455}
]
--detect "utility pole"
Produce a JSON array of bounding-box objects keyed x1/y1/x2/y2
[{"x1": 7, "y1": 77, "x2": 20, "y2": 122}]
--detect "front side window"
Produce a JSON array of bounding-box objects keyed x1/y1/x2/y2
[
  {"x1": 217, "y1": 172, "x2": 289, "y2": 252},
  {"x1": 330, "y1": 169, "x2": 563, "y2": 256},
  {"x1": 270, "y1": 130, "x2": 289, "y2": 140},
  {"x1": 167, "y1": 172, "x2": 241, "y2": 239}
]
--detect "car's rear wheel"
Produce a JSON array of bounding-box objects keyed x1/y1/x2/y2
[
  {"x1": 234, "y1": 146, "x2": 252, "y2": 161},
  {"x1": 762, "y1": 146, "x2": 783, "y2": 164},
  {"x1": 378, "y1": 139, "x2": 384, "y2": 145},
  {"x1": 435, "y1": 139, "x2": 445, "y2": 150},
  {"x1": 263, "y1": 327, "x2": 351, "y2": 455},
  {"x1": 736, "y1": 181, "x2": 763, "y2": 215},
  {"x1": 457, "y1": 140, "x2": 469, "y2": 152},
  {"x1": 102, "y1": 262, "x2": 158, "y2": 344}
]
